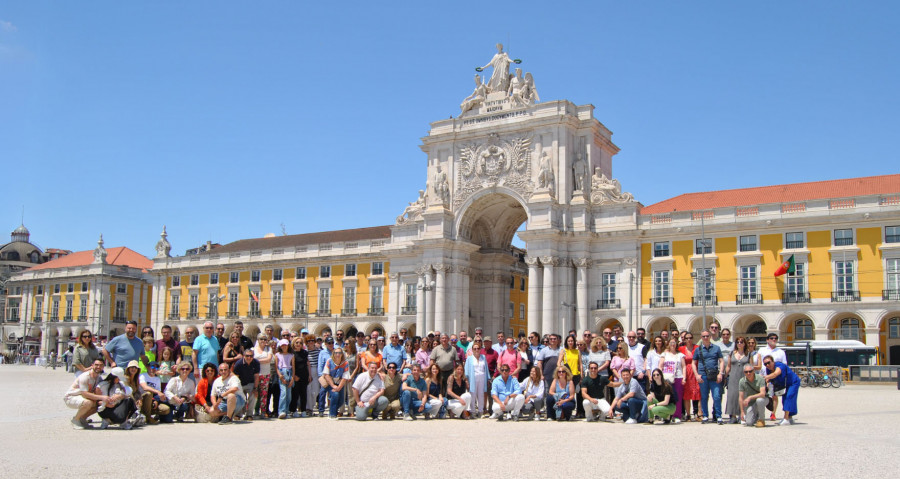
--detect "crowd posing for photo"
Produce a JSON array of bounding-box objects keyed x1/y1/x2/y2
[{"x1": 64, "y1": 320, "x2": 801, "y2": 429}]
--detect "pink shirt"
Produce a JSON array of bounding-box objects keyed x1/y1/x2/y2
[
  {"x1": 610, "y1": 356, "x2": 635, "y2": 376},
  {"x1": 498, "y1": 349, "x2": 522, "y2": 371}
]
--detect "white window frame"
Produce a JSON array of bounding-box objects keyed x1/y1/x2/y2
[
  {"x1": 190, "y1": 274, "x2": 199, "y2": 286},
  {"x1": 271, "y1": 290, "x2": 282, "y2": 313},
  {"x1": 694, "y1": 267, "x2": 715, "y2": 300},
  {"x1": 886, "y1": 226, "x2": 900, "y2": 244},
  {"x1": 653, "y1": 270, "x2": 670, "y2": 300},
  {"x1": 371, "y1": 262, "x2": 384, "y2": 275},
  {"x1": 739, "y1": 265, "x2": 758, "y2": 298},
  {"x1": 209, "y1": 273, "x2": 219, "y2": 285},
  {"x1": 344, "y1": 286, "x2": 356, "y2": 311},
  {"x1": 171, "y1": 276, "x2": 180, "y2": 287},
  {"x1": 834, "y1": 228, "x2": 854, "y2": 247},
  {"x1": 370, "y1": 285, "x2": 383, "y2": 309},
  {"x1": 320, "y1": 265, "x2": 331, "y2": 279},
  {"x1": 601, "y1": 273, "x2": 617, "y2": 302},
  {"x1": 188, "y1": 294, "x2": 198, "y2": 317},
  {"x1": 294, "y1": 289, "x2": 307, "y2": 313},
  {"x1": 229, "y1": 272, "x2": 239, "y2": 284},
  {"x1": 273, "y1": 269, "x2": 283, "y2": 281},
  {"x1": 785, "y1": 232, "x2": 805, "y2": 249},
  {"x1": 739, "y1": 235, "x2": 758, "y2": 252},
  {"x1": 318, "y1": 287, "x2": 331, "y2": 312},
  {"x1": 296, "y1": 267, "x2": 307, "y2": 280},
  {"x1": 345, "y1": 264, "x2": 357, "y2": 277},
  {"x1": 251, "y1": 270, "x2": 261, "y2": 282},
  {"x1": 653, "y1": 241, "x2": 670, "y2": 258},
  {"x1": 834, "y1": 260, "x2": 855, "y2": 294}
]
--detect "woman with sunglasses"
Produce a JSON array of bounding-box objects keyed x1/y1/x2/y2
[
  {"x1": 546, "y1": 366, "x2": 575, "y2": 421},
  {"x1": 290, "y1": 337, "x2": 309, "y2": 418},
  {"x1": 73, "y1": 330, "x2": 101, "y2": 377},
  {"x1": 724, "y1": 336, "x2": 751, "y2": 424},
  {"x1": 323, "y1": 348, "x2": 351, "y2": 419},
  {"x1": 647, "y1": 368, "x2": 676, "y2": 424},
  {"x1": 194, "y1": 363, "x2": 222, "y2": 422},
  {"x1": 464, "y1": 343, "x2": 489, "y2": 418},
  {"x1": 747, "y1": 338, "x2": 761, "y2": 374},
  {"x1": 660, "y1": 338, "x2": 686, "y2": 420},
  {"x1": 763, "y1": 355, "x2": 800, "y2": 426},
  {"x1": 164, "y1": 361, "x2": 197, "y2": 422},
  {"x1": 679, "y1": 332, "x2": 701, "y2": 421},
  {"x1": 609, "y1": 343, "x2": 634, "y2": 383}
]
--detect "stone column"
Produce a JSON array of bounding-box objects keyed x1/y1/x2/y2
[
  {"x1": 526, "y1": 257, "x2": 542, "y2": 335},
  {"x1": 387, "y1": 273, "x2": 399, "y2": 317},
  {"x1": 541, "y1": 256, "x2": 558, "y2": 335},
  {"x1": 415, "y1": 270, "x2": 426, "y2": 338},
  {"x1": 575, "y1": 258, "x2": 591, "y2": 333},
  {"x1": 434, "y1": 264, "x2": 448, "y2": 334},
  {"x1": 460, "y1": 267, "x2": 471, "y2": 333},
  {"x1": 424, "y1": 268, "x2": 435, "y2": 333}
]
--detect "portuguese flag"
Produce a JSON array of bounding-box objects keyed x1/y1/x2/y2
[
  {"x1": 774, "y1": 254, "x2": 795, "y2": 277},
  {"x1": 249, "y1": 290, "x2": 259, "y2": 302}
]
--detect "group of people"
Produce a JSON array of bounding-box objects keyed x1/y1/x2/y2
[{"x1": 63, "y1": 319, "x2": 800, "y2": 429}]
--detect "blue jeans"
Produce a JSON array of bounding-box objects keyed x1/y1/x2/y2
[
  {"x1": 278, "y1": 368, "x2": 292, "y2": 415},
  {"x1": 546, "y1": 395, "x2": 575, "y2": 420},
  {"x1": 318, "y1": 384, "x2": 330, "y2": 414},
  {"x1": 401, "y1": 389, "x2": 426, "y2": 417},
  {"x1": 699, "y1": 375, "x2": 722, "y2": 419},
  {"x1": 616, "y1": 397, "x2": 649, "y2": 423},
  {"x1": 171, "y1": 401, "x2": 191, "y2": 421},
  {"x1": 328, "y1": 388, "x2": 345, "y2": 417}
]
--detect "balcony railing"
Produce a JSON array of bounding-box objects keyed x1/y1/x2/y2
[
  {"x1": 248, "y1": 311, "x2": 261, "y2": 319},
  {"x1": 735, "y1": 294, "x2": 763, "y2": 305},
  {"x1": 226, "y1": 312, "x2": 239, "y2": 319},
  {"x1": 77, "y1": 315, "x2": 87, "y2": 321},
  {"x1": 6, "y1": 317, "x2": 20, "y2": 323},
  {"x1": 883, "y1": 289, "x2": 900, "y2": 301},
  {"x1": 691, "y1": 296, "x2": 718, "y2": 306},
  {"x1": 831, "y1": 291, "x2": 860, "y2": 302},
  {"x1": 63, "y1": 315, "x2": 73, "y2": 322},
  {"x1": 168, "y1": 313, "x2": 180, "y2": 320},
  {"x1": 112, "y1": 316, "x2": 127, "y2": 323},
  {"x1": 368, "y1": 307, "x2": 385, "y2": 316},
  {"x1": 269, "y1": 310, "x2": 282, "y2": 319},
  {"x1": 205, "y1": 313, "x2": 219, "y2": 320},
  {"x1": 292, "y1": 310, "x2": 308, "y2": 318},
  {"x1": 782, "y1": 292, "x2": 811, "y2": 304},
  {"x1": 315, "y1": 309, "x2": 331, "y2": 317},
  {"x1": 401, "y1": 306, "x2": 417, "y2": 315},
  {"x1": 596, "y1": 299, "x2": 620, "y2": 309},
  {"x1": 187, "y1": 312, "x2": 199, "y2": 319},
  {"x1": 33, "y1": 316, "x2": 42, "y2": 322},
  {"x1": 649, "y1": 297, "x2": 674, "y2": 308},
  {"x1": 785, "y1": 241, "x2": 804, "y2": 249},
  {"x1": 341, "y1": 309, "x2": 357, "y2": 317}
]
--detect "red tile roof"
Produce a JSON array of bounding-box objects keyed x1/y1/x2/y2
[
  {"x1": 641, "y1": 174, "x2": 900, "y2": 214},
  {"x1": 27, "y1": 247, "x2": 153, "y2": 271},
  {"x1": 208, "y1": 225, "x2": 393, "y2": 254}
]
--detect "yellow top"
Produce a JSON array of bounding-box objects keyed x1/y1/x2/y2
[{"x1": 561, "y1": 348, "x2": 581, "y2": 376}]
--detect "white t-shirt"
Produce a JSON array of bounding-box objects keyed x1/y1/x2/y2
[
  {"x1": 352, "y1": 373, "x2": 384, "y2": 404},
  {"x1": 628, "y1": 343, "x2": 646, "y2": 374},
  {"x1": 660, "y1": 351, "x2": 685, "y2": 381},
  {"x1": 65, "y1": 372, "x2": 100, "y2": 399},
  {"x1": 139, "y1": 373, "x2": 162, "y2": 392},
  {"x1": 212, "y1": 374, "x2": 245, "y2": 400},
  {"x1": 758, "y1": 346, "x2": 787, "y2": 366}
]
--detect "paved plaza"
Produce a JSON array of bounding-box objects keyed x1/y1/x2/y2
[{"x1": 0, "y1": 365, "x2": 897, "y2": 478}]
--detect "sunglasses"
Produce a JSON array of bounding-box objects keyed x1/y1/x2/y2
[{"x1": 744, "y1": 371, "x2": 754, "y2": 374}]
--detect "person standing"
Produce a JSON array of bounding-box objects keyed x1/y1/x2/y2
[
  {"x1": 694, "y1": 330, "x2": 724, "y2": 424},
  {"x1": 429, "y1": 334, "x2": 458, "y2": 394},
  {"x1": 102, "y1": 321, "x2": 147, "y2": 368},
  {"x1": 724, "y1": 336, "x2": 751, "y2": 424},
  {"x1": 73, "y1": 331, "x2": 101, "y2": 376},
  {"x1": 192, "y1": 322, "x2": 220, "y2": 374}
]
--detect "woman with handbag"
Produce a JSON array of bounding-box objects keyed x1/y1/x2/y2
[{"x1": 763, "y1": 356, "x2": 800, "y2": 426}]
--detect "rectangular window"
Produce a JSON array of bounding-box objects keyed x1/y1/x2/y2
[
  {"x1": 188, "y1": 294, "x2": 198, "y2": 317},
  {"x1": 117, "y1": 283, "x2": 127, "y2": 294},
  {"x1": 189, "y1": 274, "x2": 199, "y2": 286},
  {"x1": 886, "y1": 226, "x2": 900, "y2": 244},
  {"x1": 601, "y1": 273, "x2": 616, "y2": 302},
  {"x1": 35, "y1": 299, "x2": 42, "y2": 319},
  {"x1": 740, "y1": 265, "x2": 758, "y2": 298},
  {"x1": 271, "y1": 290, "x2": 282, "y2": 313},
  {"x1": 887, "y1": 259, "x2": 900, "y2": 292},
  {"x1": 295, "y1": 267, "x2": 307, "y2": 279},
  {"x1": 520, "y1": 277, "x2": 526, "y2": 291},
  {"x1": 81, "y1": 282, "x2": 88, "y2": 292},
  {"x1": 228, "y1": 292, "x2": 239, "y2": 315},
  {"x1": 653, "y1": 242, "x2": 670, "y2": 258},
  {"x1": 251, "y1": 270, "x2": 261, "y2": 282},
  {"x1": 171, "y1": 276, "x2": 180, "y2": 287},
  {"x1": 343, "y1": 287, "x2": 356, "y2": 310},
  {"x1": 695, "y1": 238, "x2": 712, "y2": 255},
  {"x1": 318, "y1": 288, "x2": 331, "y2": 312},
  {"x1": 795, "y1": 321, "x2": 814, "y2": 341},
  {"x1": 67, "y1": 283, "x2": 74, "y2": 293},
  {"x1": 249, "y1": 290, "x2": 260, "y2": 315},
  {"x1": 785, "y1": 232, "x2": 804, "y2": 249},
  {"x1": 115, "y1": 300, "x2": 126, "y2": 321},
  {"x1": 52, "y1": 300, "x2": 59, "y2": 319},
  {"x1": 273, "y1": 269, "x2": 283, "y2": 281},
  {"x1": 320, "y1": 265, "x2": 331, "y2": 278},
  {"x1": 834, "y1": 229, "x2": 853, "y2": 246},
  {"x1": 209, "y1": 273, "x2": 219, "y2": 285},
  {"x1": 229, "y1": 272, "x2": 239, "y2": 284},
  {"x1": 695, "y1": 268, "x2": 715, "y2": 300},
  {"x1": 510, "y1": 276, "x2": 515, "y2": 289},
  {"x1": 79, "y1": 299, "x2": 87, "y2": 319},
  {"x1": 65, "y1": 300, "x2": 73, "y2": 319},
  {"x1": 345, "y1": 264, "x2": 356, "y2": 277},
  {"x1": 372, "y1": 262, "x2": 384, "y2": 275},
  {"x1": 520, "y1": 303, "x2": 525, "y2": 321},
  {"x1": 37, "y1": 285, "x2": 43, "y2": 295},
  {"x1": 509, "y1": 301, "x2": 515, "y2": 320},
  {"x1": 739, "y1": 235, "x2": 757, "y2": 252},
  {"x1": 787, "y1": 263, "x2": 806, "y2": 294},
  {"x1": 294, "y1": 290, "x2": 307, "y2": 313},
  {"x1": 653, "y1": 270, "x2": 670, "y2": 299},
  {"x1": 208, "y1": 293, "x2": 219, "y2": 318},
  {"x1": 169, "y1": 294, "x2": 179, "y2": 316},
  {"x1": 370, "y1": 285, "x2": 383, "y2": 309},
  {"x1": 405, "y1": 284, "x2": 417, "y2": 308},
  {"x1": 54, "y1": 284, "x2": 60, "y2": 294},
  {"x1": 835, "y1": 261, "x2": 854, "y2": 293},
  {"x1": 890, "y1": 319, "x2": 900, "y2": 339}
]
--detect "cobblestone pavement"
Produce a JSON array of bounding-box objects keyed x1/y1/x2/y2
[{"x1": 0, "y1": 366, "x2": 897, "y2": 478}]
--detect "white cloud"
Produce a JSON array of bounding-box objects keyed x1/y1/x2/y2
[{"x1": 0, "y1": 20, "x2": 16, "y2": 33}]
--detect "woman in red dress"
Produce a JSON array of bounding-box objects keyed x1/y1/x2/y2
[{"x1": 679, "y1": 332, "x2": 701, "y2": 421}]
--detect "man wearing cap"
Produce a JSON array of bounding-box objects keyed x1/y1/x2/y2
[
  {"x1": 383, "y1": 333, "x2": 406, "y2": 370},
  {"x1": 353, "y1": 362, "x2": 387, "y2": 420},
  {"x1": 102, "y1": 321, "x2": 147, "y2": 368},
  {"x1": 192, "y1": 321, "x2": 221, "y2": 374},
  {"x1": 139, "y1": 361, "x2": 171, "y2": 424},
  {"x1": 353, "y1": 331, "x2": 367, "y2": 354},
  {"x1": 482, "y1": 337, "x2": 500, "y2": 378},
  {"x1": 490, "y1": 364, "x2": 524, "y2": 421},
  {"x1": 211, "y1": 362, "x2": 245, "y2": 425},
  {"x1": 317, "y1": 337, "x2": 335, "y2": 416},
  {"x1": 430, "y1": 334, "x2": 457, "y2": 394},
  {"x1": 232, "y1": 348, "x2": 260, "y2": 420},
  {"x1": 64, "y1": 358, "x2": 107, "y2": 429}
]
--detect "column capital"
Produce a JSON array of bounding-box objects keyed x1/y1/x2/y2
[
  {"x1": 415, "y1": 265, "x2": 432, "y2": 276},
  {"x1": 540, "y1": 256, "x2": 560, "y2": 267},
  {"x1": 433, "y1": 263, "x2": 451, "y2": 273},
  {"x1": 573, "y1": 257, "x2": 593, "y2": 268},
  {"x1": 524, "y1": 256, "x2": 541, "y2": 267}
]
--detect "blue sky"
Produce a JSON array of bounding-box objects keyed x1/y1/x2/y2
[{"x1": 2, "y1": 1, "x2": 898, "y2": 257}]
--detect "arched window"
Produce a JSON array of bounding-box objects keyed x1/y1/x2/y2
[
  {"x1": 746, "y1": 320, "x2": 767, "y2": 335},
  {"x1": 838, "y1": 318, "x2": 860, "y2": 340},
  {"x1": 30, "y1": 252, "x2": 39, "y2": 263},
  {"x1": 795, "y1": 319, "x2": 814, "y2": 340},
  {"x1": 889, "y1": 317, "x2": 900, "y2": 339}
]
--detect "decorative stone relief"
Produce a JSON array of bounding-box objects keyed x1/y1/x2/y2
[
  {"x1": 539, "y1": 256, "x2": 559, "y2": 267},
  {"x1": 155, "y1": 226, "x2": 172, "y2": 258},
  {"x1": 623, "y1": 257, "x2": 638, "y2": 267},
  {"x1": 535, "y1": 151, "x2": 555, "y2": 198},
  {"x1": 415, "y1": 265, "x2": 432, "y2": 276},
  {"x1": 589, "y1": 167, "x2": 635, "y2": 205},
  {"x1": 454, "y1": 133, "x2": 534, "y2": 209},
  {"x1": 524, "y1": 256, "x2": 540, "y2": 267},
  {"x1": 396, "y1": 189, "x2": 427, "y2": 225},
  {"x1": 432, "y1": 165, "x2": 450, "y2": 206},
  {"x1": 387, "y1": 273, "x2": 400, "y2": 280},
  {"x1": 573, "y1": 257, "x2": 593, "y2": 268},
  {"x1": 93, "y1": 234, "x2": 107, "y2": 265}
]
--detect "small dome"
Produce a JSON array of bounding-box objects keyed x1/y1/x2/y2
[{"x1": 12, "y1": 224, "x2": 29, "y2": 235}]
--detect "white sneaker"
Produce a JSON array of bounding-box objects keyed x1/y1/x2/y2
[
  {"x1": 533, "y1": 415, "x2": 541, "y2": 421},
  {"x1": 100, "y1": 419, "x2": 110, "y2": 430},
  {"x1": 291, "y1": 412, "x2": 300, "y2": 418},
  {"x1": 778, "y1": 419, "x2": 791, "y2": 426},
  {"x1": 625, "y1": 418, "x2": 637, "y2": 424},
  {"x1": 673, "y1": 418, "x2": 681, "y2": 424},
  {"x1": 278, "y1": 413, "x2": 286, "y2": 419},
  {"x1": 490, "y1": 412, "x2": 500, "y2": 420},
  {"x1": 404, "y1": 415, "x2": 414, "y2": 421},
  {"x1": 71, "y1": 418, "x2": 86, "y2": 430},
  {"x1": 122, "y1": 421, "x2": 133, "y2": 430}
]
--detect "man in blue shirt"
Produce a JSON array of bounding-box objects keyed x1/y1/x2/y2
[
  {"x1": 490, "y1": 364, "x2": 523, "y2": 421},
  {"x1": 102, "y1": 321, "x2": 147, "y2": 368},
  {"x1": 609, "y1": 368, "x2": 648, "y2": 423},
  {"x1": 694, "y1": 329, "x2": 725, "y2": 424},
  {"x1": 316, "y1": 337, "x2": 334, "y2": 416},
  {"x1": 192, "y1": 321, "x2": 220, "y2": 373},
  {"x1": 400, "y1": 364, "x2": 434, "y2": 420},
  {"x1": 382, "y1": 332, "x2": 406, "y2": 370}
]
